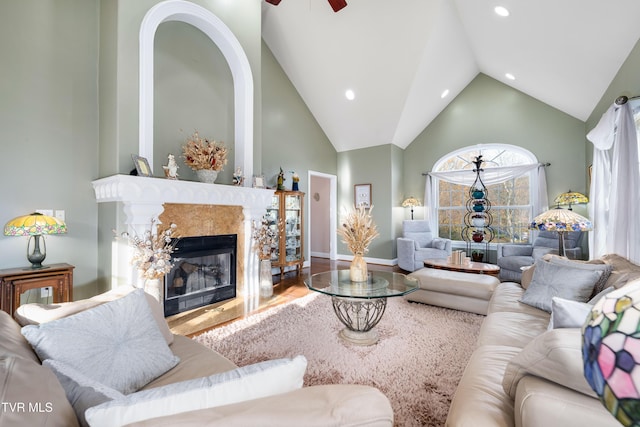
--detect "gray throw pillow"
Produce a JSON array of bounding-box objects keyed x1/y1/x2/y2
[
  {"x1": 547, "y1": 257, "x2": 613, "y2": 297},
  {"x1": 519, "y1": 260, "x2": 602, "y2": 312},
  {"x1": 22, "y1": 289, "x2": 179, "y2": 394},
  {"x1": 44, "y1": 359, "x2": 124, "y2": 427},
  {"x1": 431, "y1": 238, "x2": 447, "y2": 251}
]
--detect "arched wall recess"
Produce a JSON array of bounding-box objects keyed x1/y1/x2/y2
[{"x1": 139, "y1": 0, "x2": 253, "y2": 183}]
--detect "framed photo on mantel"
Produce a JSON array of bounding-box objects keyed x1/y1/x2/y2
[{"x1": 354, "y1": 184, "x2": 372, "y2": 208}]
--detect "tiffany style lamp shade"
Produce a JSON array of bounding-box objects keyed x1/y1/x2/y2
[
  {"x1": 583, "y1": 283, "x2": 640, "y2": 426},
  {"x1": 4, "y1": 212, "x2": 67, "y2": 268}
]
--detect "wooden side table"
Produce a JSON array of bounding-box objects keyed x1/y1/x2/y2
[{"x1": 0, "y1": 263, "x2": 74, "y2": 317}]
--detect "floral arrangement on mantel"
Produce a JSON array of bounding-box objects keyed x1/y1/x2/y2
[
  {"x1": 251, "y1": 215, "x2": 284, "y2": 260},
  {"x1": 116, "y1": 219, "x2": 179, "y2": 280},
  {"x1": 338, "y1": 205, "x2": 379, "y2": 282},
  {"x1": 182, "y1": 131, "x2": 228, "y2": 171}
]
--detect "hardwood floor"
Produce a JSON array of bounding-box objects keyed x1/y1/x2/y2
[{"x1": 167, "y1": 257, "x2": 402, "y2": 337}]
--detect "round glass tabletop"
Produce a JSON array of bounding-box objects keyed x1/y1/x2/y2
[{"x1": 304, "y1": 270, "x2": 418, "y2": 299}]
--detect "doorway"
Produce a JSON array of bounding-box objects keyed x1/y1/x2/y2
[{"x1": 308, "y1": 171, "x2": 337, "y2": 260}]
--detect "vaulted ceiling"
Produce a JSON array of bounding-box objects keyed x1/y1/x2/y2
[{"x1": 261, "y1": 0, "x2": 640, "y2": 152}]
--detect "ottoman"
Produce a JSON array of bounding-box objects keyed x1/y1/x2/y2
[{"x1": 406, "y1": 268, "x2": 500, "y2": 315}]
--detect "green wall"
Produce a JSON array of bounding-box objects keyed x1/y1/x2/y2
[
  {"x1": 403, "y1": 74, "x2": 588, "y2": 215},
  {"x1": 0, "y1": 0, "x2": 100, "y2": 298}
]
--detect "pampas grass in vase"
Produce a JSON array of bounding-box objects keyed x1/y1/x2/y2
[{"x1": 338, "y1": 205, "x2": 379, "y2": 282}]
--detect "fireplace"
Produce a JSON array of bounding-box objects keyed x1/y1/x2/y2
[{"x1": 164, "y1": 234, "x2": 237, "y2": 317}]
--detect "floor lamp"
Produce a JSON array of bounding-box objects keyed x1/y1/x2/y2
[{"x1": 530, "y1": 207, "x2": 592, "y2": 257}]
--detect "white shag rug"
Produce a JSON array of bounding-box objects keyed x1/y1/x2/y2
[{"x1": 194, "y1": 292, "x2": 483, "y2": 426}]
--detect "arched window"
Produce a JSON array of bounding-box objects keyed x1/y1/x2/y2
[{"x1": 432, "y1": 144, "x2": 541, "y2": 244}]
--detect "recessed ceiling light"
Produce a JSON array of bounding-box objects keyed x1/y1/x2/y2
[
  {"x1": 494, "y1": 6, "x2": 509, "y2": 17},
  {"x1": 505, "y1": 73, "x2": 515, "y2": 80},
  {"x1": 441, "y1": 89, "x2": 450, "y2": 99},
  {"x1": 345, "y1": 89, "x2": 355, "y2": 100}
]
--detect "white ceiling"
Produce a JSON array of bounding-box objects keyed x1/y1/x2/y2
[{"x1": 261, "y1": 0, "x2": 640, "y2": 152}]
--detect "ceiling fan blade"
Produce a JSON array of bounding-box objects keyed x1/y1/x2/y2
[
  {"x1": 265, "y1": 0, "x2": 282, "y2": 5},
  {"x1": 328, "y1": 0, "x2": 347, "y2": 12}
]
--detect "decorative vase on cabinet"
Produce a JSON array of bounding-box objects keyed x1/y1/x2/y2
[{"x1": 268, "y1": 190, "x2": 305, "y2": 278}]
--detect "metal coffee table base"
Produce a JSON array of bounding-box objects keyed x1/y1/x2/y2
[{"x1": 331, "y1": 297, "x2": 387, "y2": 345}]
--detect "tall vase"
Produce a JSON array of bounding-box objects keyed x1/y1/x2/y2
[
  {"x1": 144, "y1": 277, "x2": 163, "y2": 303},
  {"x1": 350, "y1": 253, "x2": 368, "y2": 282},
  {"x1": 259, "y1": 258, "x2": 273, "y2": 298},
  {"x1": 195, "y1": 169, "x2": 218, "y2": 183}
]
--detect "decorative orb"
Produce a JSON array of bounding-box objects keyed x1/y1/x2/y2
[
  {"x1": 473, "y1": 204, "x2": 484, "y2": 212},
  {"x1": 583, "y1": 282, "x2": 640, "y2": 426},
  {"x1": 472, "y1": 231, "x2": 484, "y2": 243},
  {"x1": 472, "y1": 190, "x2": 485, "y2": 199}
]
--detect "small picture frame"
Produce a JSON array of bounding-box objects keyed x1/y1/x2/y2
[
  {"x1": 354, "y1": 184, "x2": 372, "y2": 208},
  {"x1": 132, "y1": 155, "x2": 152, "y2": 177},
  {"x1": 253, "y1": 175, "x2": 266, "y2": 189}
]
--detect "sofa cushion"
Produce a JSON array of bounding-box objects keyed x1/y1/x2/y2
[
  {"x1": 21, "y1": 289, "x2": 179, "y2": 394},
  {"x1": 15, "y1": 285, "x2": 174, "y2": 345},
  {"x1": 404, "y1": 231, "x2": 431, "y2": 248},
  {"x1": 486, "y1": 282, "x2": 550, "y2": 319},
  {"x1": 478, "y1": 311, "x2": 550, "y2": 348},
  {"x1": 602, "y1": 253, "x2": 640, "y2": 289},
  {"x1": 0, "y1": 354, "x2": 80, "y2": 427},
  {"x1": 44, "y1": 359, "x2": 125, "y2": 427},
  {"x1": 85, "y1": 355, "x2": 308, "y2": 427},
  {"x1": 501, "y1": 245, "x2": 533, "y2": 257},
  {"x1": 502, "y1": 328, "x2": 595, "y2": 399},
  {"x1": 519, "y1": 260, "x2": 602, "y2": 312}
]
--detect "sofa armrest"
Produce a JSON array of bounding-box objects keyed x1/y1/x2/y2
[
  {"x1": 124, "y1": 384, "x2": 393, "y2": 427},
  {"x1": 497, "y1": 243, "x2": 533, "y2": 260},
  {"x1": 397, "y1": 237, "x2": 417, "y2": 271}
]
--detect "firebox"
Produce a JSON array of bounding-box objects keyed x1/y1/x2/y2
[{"x1": 164, "y1": 234, "x2": 237, "y2": 317}]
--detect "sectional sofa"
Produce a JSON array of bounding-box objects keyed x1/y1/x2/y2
[
  {"x1": 1, "y1": 286, "x2": 393, "y2": 426},
  {"x1": 444, "y1": 253, "x2": 640, "y2": 427}
]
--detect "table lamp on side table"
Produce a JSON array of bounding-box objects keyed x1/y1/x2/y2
[{"x1": 4, "y1": 212, "x2": 67, "y2": 269}]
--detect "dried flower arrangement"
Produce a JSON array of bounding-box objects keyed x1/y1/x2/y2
[
  {"x1": 182, "y1": 131, "x2": 228, "y2": 171},
  {"x1": 251, "y1": 214, "x2": 284, "y2": 260},
  {"x1": 337, "y1": 205, "x2": 379, "y2": 255},
  {"x1": 116, "y1": 219, "x2": 179, "y2": 280}
]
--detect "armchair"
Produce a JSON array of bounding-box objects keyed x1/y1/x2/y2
[
  {"x1": 397, "y1": 220, "x2": 452, "y2": 272},
  {"x1": 496, "y1": 230, "x2": 583, "y2": 282}
]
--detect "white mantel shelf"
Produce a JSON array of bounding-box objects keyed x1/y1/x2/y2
[{"x1": 92, "y1": 174, "x2": 274, "y2": 217}]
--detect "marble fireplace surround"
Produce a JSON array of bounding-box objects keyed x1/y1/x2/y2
[{"x1": 92, "y1": 174, "x2": 274, "y2": 299}]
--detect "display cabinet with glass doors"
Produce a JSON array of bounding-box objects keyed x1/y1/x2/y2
[{"x1": 267, "y1": 190, "x2": 305, "y2": 278}]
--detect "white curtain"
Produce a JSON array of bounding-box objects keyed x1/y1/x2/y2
[
  {"x1": 586, "y1": 101, "x2": 640, "y2": 263},
  {"x1": 424, "y1": 163, "x2": 549, "y2": 237}
]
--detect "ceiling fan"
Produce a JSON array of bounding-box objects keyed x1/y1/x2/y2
[{"x1": 265, "y1": 0, "x2": 347, "y2": 13}]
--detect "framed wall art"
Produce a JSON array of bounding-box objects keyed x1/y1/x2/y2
[
  {"x1": 354, "y1": 183, "x2": 372, "y2": 208},
  {"x1": 132, "y1": 155, "x2": 152, "y2": 177}
]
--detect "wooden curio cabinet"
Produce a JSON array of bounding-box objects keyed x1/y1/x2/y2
[{"x1": 267, "y1": 190, "x2": 305, "y2": 277}]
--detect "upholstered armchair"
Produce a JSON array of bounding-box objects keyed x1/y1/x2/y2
[
  {"x1": 496, "y1": 230, "x2": 583, "y2": 282},
  {"x1": 397, "y1": 220, "x2": 452, "y2": 272}
]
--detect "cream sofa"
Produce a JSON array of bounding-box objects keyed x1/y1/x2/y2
[
  {"x1": 445, "y1": 254, "x2": 640, "y2": 427},
  {"x1": 1, "y1": 286, "x2": 393, "y2": 426}
]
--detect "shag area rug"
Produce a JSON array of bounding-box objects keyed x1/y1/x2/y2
[{"x1": 195, "y1": 293, "x2": 483, "y2": 426}]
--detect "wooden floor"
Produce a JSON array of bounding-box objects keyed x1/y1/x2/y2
[{"x1": 167, "y1": 257, "x2": 402, "y2": 337}]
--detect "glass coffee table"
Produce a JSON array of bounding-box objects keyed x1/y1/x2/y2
[{"x1": 305, "y1": 270, "x2": 418, "y2": 345}]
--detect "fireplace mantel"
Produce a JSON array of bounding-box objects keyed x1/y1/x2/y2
[
  {"x1": 92, "y1": 174, "x2": 274, "y2": 225},
  {"x1": 92, "y1": 174, "x2": 274, "y2": 295}
]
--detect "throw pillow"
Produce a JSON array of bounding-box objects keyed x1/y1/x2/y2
[
  {"x1": 547, "y1": 297, "x2": 592, "y2": 330},
  {"x1": 519, "y1": 260, "x2": 602, "y2": 312},
  {"x1": 21, "y1": 289, "x2": 179, "y2": 394},
  {"x1": 44, "y1": 359, "x2": 125, "y2": 427},
  {"x1": 85, "y1": 355, "x2": 308, "y2": 427},
  {"x1": 15, "y1": 285, "x2": 174, "y2": 345},
  {"x1": 520, "y1": 264, "x2": 536, "y2": 289},
  {"x1": 532, "y1": 246, "x2": 557, "y2": 262},
  {"x1": 547, "y1": 256, "x2": 613, "y2": 297},
  {"x1": 502, "y1": 328, "x2": 595, "y2": 399},
  {"x1": 431, "y1": 238, "x2": 447, "y2": 251}
]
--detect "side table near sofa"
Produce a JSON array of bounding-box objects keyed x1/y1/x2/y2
[{"x1": 0, "y1": 263, "x2": 74, "y2": 317}]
